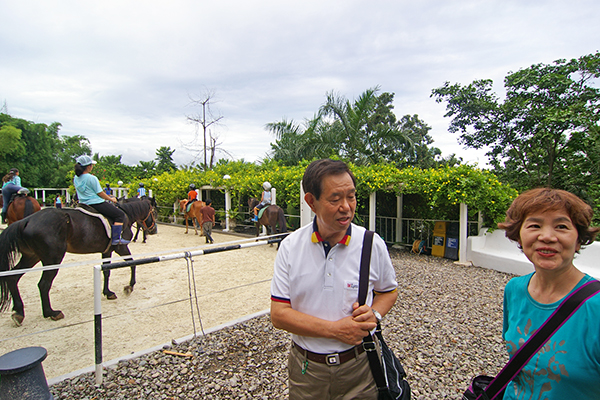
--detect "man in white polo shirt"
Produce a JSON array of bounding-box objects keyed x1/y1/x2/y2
[{"x1": 271, "y1": 159, "x2": 398, "y2": 400}]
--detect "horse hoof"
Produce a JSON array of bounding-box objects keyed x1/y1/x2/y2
[
  {"x1": 11, "y1": 313, "x2": 24, "y2": 327},
  {"x1": 124, "y1": 286, "x2": 134, "y2": 295},
  {"x1": 106, "y1": 293, "x2": 118, "y2": 300},
  {"x1": 50, "y1": 311, "x2": 65, "y2": 321}
]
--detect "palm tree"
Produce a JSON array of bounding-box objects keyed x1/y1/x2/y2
[{"x1": 319, "y1": 87, "x2": 414, "y2": 165}]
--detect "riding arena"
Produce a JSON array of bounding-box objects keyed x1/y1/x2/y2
[{"x1": 0, "y1": 222, "x2": 282, "y2": 382}]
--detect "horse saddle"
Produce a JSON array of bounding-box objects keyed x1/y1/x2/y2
[
  {"x1": 257, "y1": 206, "x2": 268, "y2": 220},
  {"x1": 7, "y1": 190, "x2": 31, "y2": 205},
  {"x1": 186, "y1": 199, "x2": 197, "y2": 213},
  {"x1": 74, "y1": 204, "x2": 113, "y2": 239}
]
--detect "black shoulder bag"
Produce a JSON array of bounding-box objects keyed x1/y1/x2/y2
[
  {"x1": 359, "y1": 230, "x2": 411, "y2": 400},
  {"x1": 463, "y1": 279, "x2": 600, "y2": 400}
]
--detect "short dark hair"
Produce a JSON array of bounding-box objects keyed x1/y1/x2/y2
[
  {"x1": 205, "y1": 199, "x2": 212, "y2": 205},
  {"x1": 498, "y1": 188, "x2": 600, "y2": 246},
  {"x1": 302, "y1": 159, "x2": 356, "y2": 200}
]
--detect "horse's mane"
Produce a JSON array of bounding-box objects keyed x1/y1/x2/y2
[{"x1": 120, "y1": 199, "x2": 151, "y2": 221}]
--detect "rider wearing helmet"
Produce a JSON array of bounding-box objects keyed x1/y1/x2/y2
[
  {"x1": 137, "y1": 182, "x2": 147, "y2": 198},
  {"x1": 104, "y1": 183, "x2": 113, "y2": 196},
  {"x1": 1, "y1": 168, "x2": 29, "y2": 224},
  {"x1": 188, "y1": 184, "x2": 198, "y2": 202},
  {"x1": 252, "y1": 181, "x2": 272, "y2": 222}
]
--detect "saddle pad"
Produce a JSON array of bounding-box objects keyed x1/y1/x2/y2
[
  {"x1": 72, "y1": 206, "x2": 112, "y2": 239},
  {"x1": 258, "y1": 206, "x2": 267, "y2": 219}
]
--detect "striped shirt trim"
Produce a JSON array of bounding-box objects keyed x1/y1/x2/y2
[
  {"x1": 310, "y1": 217, "x2": 352, "y2": 245},
  {"x1": 271, "y1": 295, "x2": 290, "y2": 304}
]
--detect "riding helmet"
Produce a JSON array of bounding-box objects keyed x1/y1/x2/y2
[
  {"x1": 262, "y1": 181, "x2": 271, "y2": 191},
  {"x1": 139, "y1": 182, "x2": 144, "y2": 187},
  {"x1": 189, "y1": 183, "x2": 196, "y2": 190}
]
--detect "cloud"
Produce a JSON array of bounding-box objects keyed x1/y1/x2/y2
[{"x1": 1, "y1": 0, "x2": 599, "y2": 167}]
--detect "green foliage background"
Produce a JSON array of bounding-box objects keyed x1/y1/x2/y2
[{"x1": 125, "y1": 160, "x2": 516, "y2": 228}]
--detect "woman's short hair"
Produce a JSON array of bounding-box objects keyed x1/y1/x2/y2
[
  {"x1": 498, "y1": 188, "x2": 599, "y2": 246},
  {"x1": 302, "y1": 159, "x2": 356, "y2": 200}
]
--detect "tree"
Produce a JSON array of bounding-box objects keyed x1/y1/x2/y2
[
  {"x1": 0, "y1": 124, "x2": 26, "y2": 173},
  {"x1": 94, "y1": 154, "x2": 135, "y2": 183},
  {"x1": 267, "y1": 88, "x2": 436, "y2": 167},
  {"x1": 431, "y1": 52, "x2": 600, "y2": 195},
  {"x1": 186, "y1": 90, "x2": 224, "y2": 170},
  {"x1": 267, "y1": 116, "x2": 334, "y2": 165},
  {"x1": 55, "y1": 135, "x2": 92, "y2": 187},
  {"x1": 319, "y1": 87, "x2": 414, "y2": 165},
  {"x1": 155, "y1": 146, "x2": 177, "y2": 174}
]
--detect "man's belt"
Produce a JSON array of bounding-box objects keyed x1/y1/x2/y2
[{"x1": 292, "y1": 342, "x2": 364, "y2": 366}]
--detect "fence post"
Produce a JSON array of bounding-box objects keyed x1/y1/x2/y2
[
  {"x1": 300, "y1": 184, "x2": 313, "y2": 227},
  {"x1": 93, "y1": 265, "x2": 103, "y2": 385},
  {"x1": 224, "y1": 189, "x2": 231, "y2": 232},
  {"x1": 369, "y1": 192, "x2": 376, "y2": 231},
  {"x1": 396, "y1": 194, "x2": 403, "y2": 244},
  {"x1": 459, "y1": 203, "x2": 468, "y2": 264}
]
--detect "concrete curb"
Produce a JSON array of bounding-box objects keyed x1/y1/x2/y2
[{"x1": 47, "y1": 309, "x2": 270, "y2": 386}]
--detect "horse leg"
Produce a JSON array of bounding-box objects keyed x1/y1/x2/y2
[
  {"x1": 116, "y1": 247, "x2": 136, "y2": 295},
  {"x1": 39, "y1": 269, "x2": 64, "y2": 321},
  {"x1": 102, "y1": 252, "x2": 118, "y2": 300},
  {"x1": 132, "y1": 223, "x2": 140, "y2": 242},
  {"x1": 8, "y1": 255, "x2": 41, "y2": 326},
  {"x1": 142, "y1": 228, "x2": 147, "y2": 243},
  {"x1": 7, "y1": 273, "x2": 25, "y2": 326},
  {"x1": 184, "y1": 214, "x2": 189, "y2": 234}
]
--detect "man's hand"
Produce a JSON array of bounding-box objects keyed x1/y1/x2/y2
[{"x1": 331, "y1": 315, "x2": 376, "y2": 345}]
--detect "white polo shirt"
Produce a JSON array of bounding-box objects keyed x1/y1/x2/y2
[{"x1": 271, "y1": 220, "x2": 398, "y2": 354}]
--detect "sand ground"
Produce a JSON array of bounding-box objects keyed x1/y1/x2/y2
[{"x1": 0, "y1": 223, "x2": 278, "y2": 380}]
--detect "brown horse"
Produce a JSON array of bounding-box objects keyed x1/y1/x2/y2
[
  {"x1": 248, "y1": 198, "x2": 287, "y2": 237},
  {"x1": 6, "y1": 194, "x2": 42, "y2": 225},
  {"x1": 179, "y1": 199, "x2": 206, "y2": 235}
]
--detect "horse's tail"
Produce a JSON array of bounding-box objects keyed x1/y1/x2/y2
[
  {"x1": 0, "y1": 220, "x2": 25, "y2": 312},
  {"x1": 24, "y1": 197, "x2": 34, "y2": 217},
  {"x1": 278, "y1": 207, "x2": 287, "y2": 233}
]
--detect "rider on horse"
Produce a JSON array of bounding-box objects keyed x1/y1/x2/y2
[
  {"x1": 137, "y1": 182, "x2": 147, "y2": 198},
  {"x1": 73, "y1": 155, "x2": 130, "y2": 245},
  {"x1": 1, "y1": 168, "x2": 30, "y2": 224},
  {"x1": 252, "y1": 181, "x2": 272, "y2": 222}
]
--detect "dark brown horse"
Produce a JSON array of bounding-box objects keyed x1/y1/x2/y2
[
  {"x1": 120, "y1": 197, "x2": 158, "y2": 243},
  {"x1": 248, "y1": 198, "x2": 287, "y2": 236},
  {"x1": 6, "y1": 194, "x2": 42, "y2": 225},
  {"x1": 0, "y1": 199, "x2": 157, "y2": 326}
]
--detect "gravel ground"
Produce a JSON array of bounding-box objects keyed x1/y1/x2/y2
[{"x1": 49, "y1": 248, "x2": 514, "y2": 399}]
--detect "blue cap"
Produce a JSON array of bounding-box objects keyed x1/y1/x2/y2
[{"x1": 76, "y1": 155, "x2": 97, "y2": 166}]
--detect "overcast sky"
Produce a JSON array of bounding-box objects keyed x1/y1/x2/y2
[{"x1": 1, "y1": 1, "x2": 599, "y2": 167}]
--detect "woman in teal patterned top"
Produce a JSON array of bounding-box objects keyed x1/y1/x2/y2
[{"x1": 498, "y1": 188, "x2": 600, "y2": 399}]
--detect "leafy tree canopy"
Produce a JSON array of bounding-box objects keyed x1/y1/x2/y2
[
  {"x1": 431, "y1": 51, "x2": 600, "y2": 201},
  {"x1": 267, "y1": 87, "x2": 452, "y2": 168}
]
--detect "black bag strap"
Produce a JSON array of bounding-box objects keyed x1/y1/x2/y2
[
  {"x1": 480, "y1": 279, "x2": 600, "y2": 400},
  {"x1": 358, "y1": 231, "x2": 389, "y2": 392},
  {"x1": 358, "y1": 230, "x2": 374, "y2": 306}
]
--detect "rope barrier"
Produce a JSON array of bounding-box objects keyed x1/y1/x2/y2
[{"x1": 91, "y1": 232, "x2": 288, "y2": 384}]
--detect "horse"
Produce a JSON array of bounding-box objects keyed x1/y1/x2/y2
[
  {"x1": 248, "y1": 197, "x2": 287, "y2": 237},
  {"x1": 0, "y1": 199, "x2": 157, "y2": 326},
  {"x1": 178, "y1": 199, "x2": 206, "y2": 235},
  {"x1": 120, "y1": 197, "x2": 158, "y2": 243},
  {"x1": 6, "y1": 194, "x2": 42, "y2": 225}
]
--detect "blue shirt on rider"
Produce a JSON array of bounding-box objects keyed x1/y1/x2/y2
[
  {"x1": 73, "y1": 174, "x2": 104, "y2": 205},
  {"x1": 2, "y1": 175, "x2": 21, "y2": 188}
]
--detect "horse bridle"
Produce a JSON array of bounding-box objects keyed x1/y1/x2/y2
[{"x1": 139, "y1": 207, "x2": 157, "y2": 232}]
